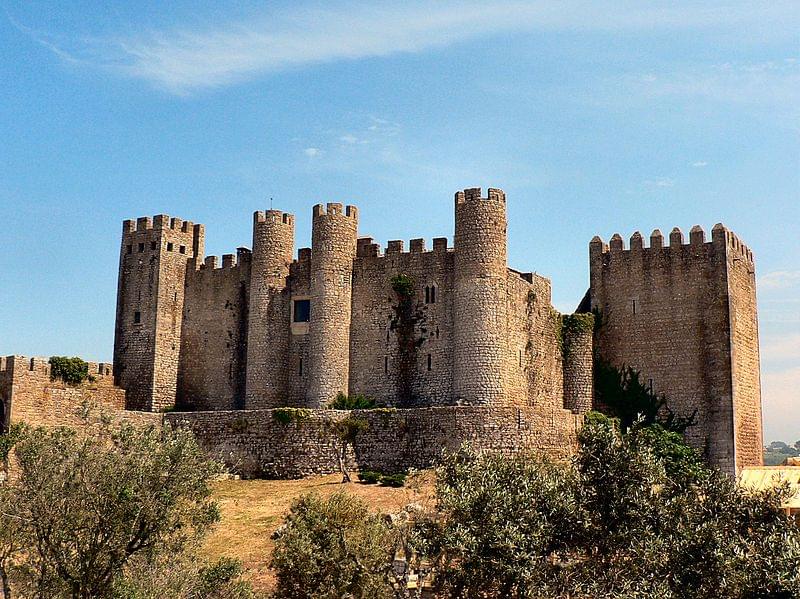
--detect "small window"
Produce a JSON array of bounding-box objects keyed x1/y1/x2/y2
[
  {"x1": 167, "y1": 242, "x2": 174, "y2": 252},
  {"x1": 138, "y1": 243, "x2": 145, "y2": 253},
  {"x1": 150, "y1": 241, "x2": 157, "y2": 250},
  {"x1": 126, "y1": 244, "x2": 132, "y2": 255},
  {"x1": 179, "y1": 245, "x2": 186, "y2": 254},
  {"x1": 384, "y1": 356, "x2": 389, "y2": 374},
  {"x1": 293, "y1": 299, "x2": 311, "y2": 323},
  {"x1": 632, "y1": 299, "x2": 637, "y2": 314},
  {"x1": 134, "y1": 311, "x2": 141, "y2": 324},
  {"x1": 427, "y1": 354, "x2": 432, "y2": 371},
  {"x1": 425, "y1": 285, "x2": 437, "y2": 304}
]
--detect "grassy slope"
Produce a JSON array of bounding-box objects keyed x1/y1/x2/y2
[{"x1": 203, "y1": 474, "x2": 433, "y2": 592}]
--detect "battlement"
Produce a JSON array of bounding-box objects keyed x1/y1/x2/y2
[
  {"x1": 356, "y1": 236, "x2": 451, "y2": 258},
  {"x1": 590, "y1": 224, "x2": 754, "y2": 266},
  {"x1": 312, "y1": 203, "x2": 358, "y2": 219},
  {"x1": 190, "y1": 248, "x2": 252, "y2": 273},
  {"x1": 1, "y1": 356, "x2": 113, "y2": 378},
  {"x1": 253, "y1": 210, "x2": 295, "y2": 226},
  {"x1": 454, "y1": 187, "x2": 506, "y2": 205},
  {"x1": 123, "y1": 215, "x2": 201, "y2": 235}
]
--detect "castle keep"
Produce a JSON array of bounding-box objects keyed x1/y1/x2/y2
[{"x1": 1, "y1": 187, "x2": 763, "y2": 476}]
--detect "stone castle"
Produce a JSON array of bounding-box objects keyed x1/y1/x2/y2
[{"x1": 1, "y1": 187, "x2": 763, "y2": 476}]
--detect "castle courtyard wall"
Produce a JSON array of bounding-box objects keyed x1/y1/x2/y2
[{"x1": 164, "y1": 405, "x2": 582, "y2": 479}]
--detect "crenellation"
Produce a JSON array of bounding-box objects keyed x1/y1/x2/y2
[
  {"x1": 92, "y1": 188, "x2": 764, "y2": 479},
  {"x1": 387, "y1": 240, "x2": 404, "y2": 254}
]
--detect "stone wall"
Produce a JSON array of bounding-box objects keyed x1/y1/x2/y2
[
  {"x1": 164, "y1": 405, "x2": 582, "y2": 479},
  {"x1": 179, "y1": 250, "x2": 251, "y2": 410},
  {"x1": 589, "y1": 225, "x2": 761, "y2": 474},
  {"x1": 114, "y1": 215, "x2": 205, "y2": 412},
  {"x1": 1, "y1": 356, "x2": 160, "y2": 429}
]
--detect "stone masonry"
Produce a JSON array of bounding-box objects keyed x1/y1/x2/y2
[{"x1": 0, "y1": 186, "x2": 762, "y2": 479}]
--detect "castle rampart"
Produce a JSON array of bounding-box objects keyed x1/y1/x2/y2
[{"x1": 589, "y1": 224, "x2": 762, "y2": 474}]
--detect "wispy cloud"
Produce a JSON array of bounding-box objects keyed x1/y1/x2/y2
[
  {"x1": 643, "y1": 177, "x2": 675, "y2": 189},
  {"x1": 760, "y1": 270, "x2": 800, "y2": 290},
  {"x1": 692, "y1": 161, "x2": 708, "y2": 167},
  {"x1": 8, "y1": 1, "x2": 799, "y2": 94},
  {"x1": 303, "y1": 147, "x2": 320, "y2": 158}
]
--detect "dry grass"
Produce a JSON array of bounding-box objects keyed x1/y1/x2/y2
[{"x1": 201, "y1": 473, "x2": 434, "y2": 592}]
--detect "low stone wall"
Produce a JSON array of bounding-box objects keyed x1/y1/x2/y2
[{"x1": 165, "y1": 405, "x2": 583, "y2": 478}]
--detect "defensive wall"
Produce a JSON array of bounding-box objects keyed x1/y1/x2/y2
[
  {"x1": 589, "y1": 224, "x2": 763, "y2": 474},
  {"x1": 0, "y1": 356, "x2": 160, "y2": 431},
  {"x1": 164, "y1": 405, "x2": 582, "y2": 479}
]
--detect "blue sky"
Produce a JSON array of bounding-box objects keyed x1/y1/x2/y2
[{"x1": 0, "y1": 1, "x2": 797, "y2": 440}]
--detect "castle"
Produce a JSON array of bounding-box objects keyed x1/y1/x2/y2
[{"x1": 1, "y1": 187, "x2": 763, "y2": 476}]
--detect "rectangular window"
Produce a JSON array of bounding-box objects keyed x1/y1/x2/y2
[
  {"x1": 179, "y1": 245, "x2": 186, "y2": 254},
  {"x1": 138, "y1": 243, "x2": 145, "y2": 253},
  {"x1": 293, "y1": 299, "x2": 311, "y2": 323},
  {"x1": 427, "y1": 354, "x2": 432, "y2": 371},
  {"x1": 384, "y1": 356, "x2": 389, "y2": 374},
  {"x1": 134, "y1": 311, "x2": 141, "y2": 324},
  {"x1": 150, "y1": 241, "x2": 157, "y2": 250},
  {"x1": 167, "y1": 242, "x2": 174, "y2": 252}
]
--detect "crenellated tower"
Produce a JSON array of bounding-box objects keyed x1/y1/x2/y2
[
  {"x1": 245, "y1": 210, "x2": 295, "y2": 408},
  {"x1": 589, "y1": 223, "x2": 762, "y2": 474},
  {"x1": 306, "y1": 203, "x2": 358, "y2": 407},
  {"x1": 114, "y1": 215, "x2": 204, "y2": 411},
  {"x1": 452, "y1": 187, "x2": 508, "y2": 404}
]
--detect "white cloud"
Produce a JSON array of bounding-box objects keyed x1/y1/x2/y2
[
  {"x1": 644, "y1": 177, "x2": 675, "y2": 188},
  {"x1": 339, "y1": 134, "x2": 359, "y2": 144},
  {"x1": 760, "y1": 333, "x2": 800, "y2": 364},
  {"x1": 303, "y1": 147, "x2": 320, "y2": 157},
  {"x1": 762, "y1": 366, "x2": 800, "y2": 442},
  {"x1": 692, "y1": 161, "x2": 708, "y2": 167},
  {"x1": 760, "y1": 270, "x2": 800, "y2": 290},
  {"x1": 10, "y1": 1, "x2": 799, "y2": 93}
]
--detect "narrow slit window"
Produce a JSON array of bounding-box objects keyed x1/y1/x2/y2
[
  {"x1": 632, "y1": 299, "x2": 637, "y2": 314},
  {"x1": 430, "y1": 286, "x2": 436, "y2": 303},
  {"x1": 134, "y1": 311, "x2": 141, "y2": 324},
  {"x1": 384, "y1": 356, "x2": 389, "y2": 374},
  {"x1": 299, "y1": 358, "x2": 303, "y2": 376},
  {"x1": 425, "y1": 286, "x2": 430, "y2": 304},
  {"x1": 427, "y1": 354, "x2": 432, "y2": 371}
]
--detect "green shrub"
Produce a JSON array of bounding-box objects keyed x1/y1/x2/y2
[
  {"x1": 273, "y1": 408, "x2": 313, "y2": 425},
  {"x1": 390, "y1": 273, "x2": 415, "y2": 298},
  {"x1": 330, "y1": 392, "x2": 376, "y2": 410},
  {"x1": 358, "y1": 470, "x2": 382, "y2": 485},
  {"x1": 378, "y1": 473, "x2": 406, "y2": 488},
  {"x1": 48, "y1": 356, "x2": 90, "y2": 385},
  {"x1": 271, "y1": 492, "x2": 396, "y2": 598}
]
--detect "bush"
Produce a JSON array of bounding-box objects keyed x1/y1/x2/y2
[
  {"x1": 379, "y1": 473, "x2": 406, "y2": 488},
  {"x1": 390, "y1": 274, "x2": 415, "y2": 298},
  {"x1": 48, "y1": 355, "x2": 90, "y2": 385},
  {"x1": 271, "y1": 492, "x2": 396, "y2": 598},
  {"x1": 358, "y1": 470, "x2": 382, "y2": 485},
  {"x1": 330, "y1": 392, "x2": 376, "y2": 410},
  {"x1": 0, "y1": 422, "x2": 223, "y2": 597},
  {"x1": 273, "y1": 408, "x2": 313, "y2": 424}
]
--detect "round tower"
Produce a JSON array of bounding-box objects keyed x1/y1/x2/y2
[
  {"x1": 452, "y1": 187, "x2": 508, "y2": 404},
  {"x1": 306, "y1": 203, "x2": 358, "y2": 407},
  {"x1": 245, "y1": 210, "x2": 295, "y2": 408}
]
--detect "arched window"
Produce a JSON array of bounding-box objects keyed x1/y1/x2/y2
[{"x1": 424, "y1": 284, "x2": 438, "y2": 304}]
